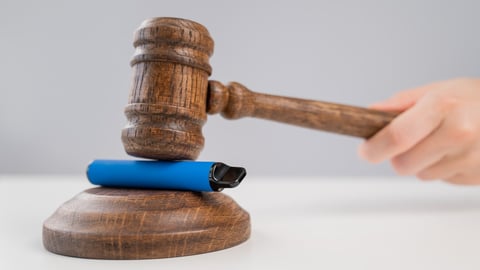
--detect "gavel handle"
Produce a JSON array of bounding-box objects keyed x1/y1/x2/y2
[{"x1": 207, "y1": 81, "x2": 398, "y2": 139}]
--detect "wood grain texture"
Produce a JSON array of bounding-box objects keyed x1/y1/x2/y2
[
  {"x1": 122, "y1": 17, "x2": 214, "y2": 160},
  {"x1": 208, "y1": 81, "x2": 397, "y2": 138},
  {"x1": 43, "y1": 187, "x2": 250, "y2": 259},
  {"x1": 121, "y1": 17, "x2": 397, "y2": 161}
]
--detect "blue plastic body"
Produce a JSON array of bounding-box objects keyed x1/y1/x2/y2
[{"x1": 86, "y1": 160, "x2": 215, "y2": 192}]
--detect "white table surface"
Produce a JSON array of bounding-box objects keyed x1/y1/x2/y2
[{"x1": 2, "y1": 175, "x2": 480, "y2": 270}]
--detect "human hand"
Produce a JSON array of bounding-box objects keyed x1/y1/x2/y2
[{"x1": 358, "y1": 78, "x2": 480, "y2": 185}]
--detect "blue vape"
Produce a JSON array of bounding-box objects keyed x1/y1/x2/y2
[{"x1": 86, "y1": 160, "x2": 246, "y2": 192}]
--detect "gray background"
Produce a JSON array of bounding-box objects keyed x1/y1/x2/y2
[{"x1": 1, "y1": 0, "x2": 479, "y2": 176}]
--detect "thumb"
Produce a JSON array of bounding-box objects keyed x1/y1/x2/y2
[{"x1": 370, "y1": 83, "x2": 437, "y2": 112}]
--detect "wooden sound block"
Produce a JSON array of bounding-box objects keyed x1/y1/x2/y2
[{"x1": 43, "y1": 187, "x2": 250, "y2": 259}]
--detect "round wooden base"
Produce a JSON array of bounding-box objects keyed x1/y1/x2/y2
[{"x1": 43, "y1": 187, "x2": 250, "y2": 259}]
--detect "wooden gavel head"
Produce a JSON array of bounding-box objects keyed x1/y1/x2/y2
[
  {"x1": 122, "y1": 17, "x2": 214, "y2": 160},
  {"x1": 122, "y1": 17, "x2": 397, "y2": 161}
]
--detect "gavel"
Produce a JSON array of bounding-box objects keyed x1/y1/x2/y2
[{"x1": 122, "y1": 17, "x2": 397, "y2": 160}]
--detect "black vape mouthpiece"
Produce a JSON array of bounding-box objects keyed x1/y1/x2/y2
[{"x1": 209, "y1": 163, "x2": 247, "y2": 191}]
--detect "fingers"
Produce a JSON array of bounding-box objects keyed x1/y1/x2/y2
[
  {"x1": 360, "y1": 78, "x2": 480, "y2": 185},
  {"x1": 389, "y1": 127, "x2": 449, "y2": 176},
  {"x1": 388, "y1": 106, "x2": 475, "y2": 175},
  {"x1": 417, "y1": 154, "x2": 469, "y2": 181},
  {"x1": 359, "y1": 91, "x2": 449, "y2": 163},
  {"x1": 416, "y1": 123, "x2": 480, "y2": 184},
  {"x1": 418, "y1": 151, "x2": 480, "y2": 185},
  {"x1": 446, "y1": 173, "x2": 480, "y2": 185}
]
